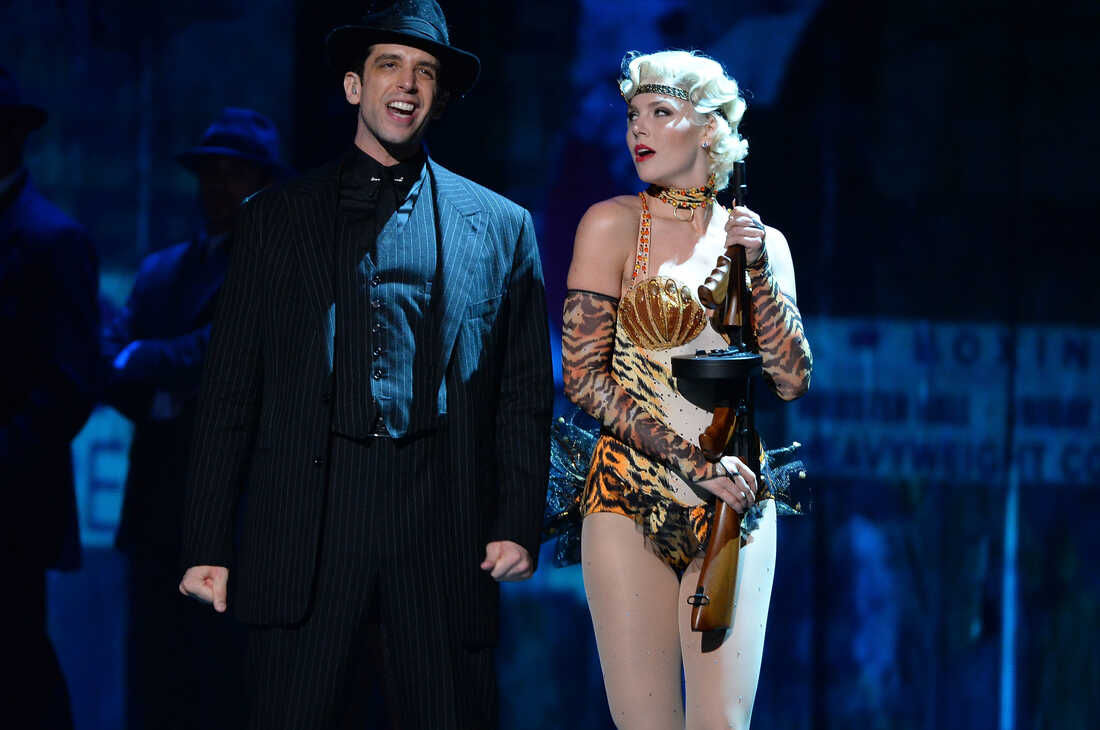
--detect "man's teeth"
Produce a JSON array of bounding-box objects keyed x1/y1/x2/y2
[{"x1": 388, "y1": 101, "x2": 415, "y2": 112}]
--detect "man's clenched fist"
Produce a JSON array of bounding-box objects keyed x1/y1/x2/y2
[{"x1": 179, "y1": 565, "x2": 229, "y2": 613}]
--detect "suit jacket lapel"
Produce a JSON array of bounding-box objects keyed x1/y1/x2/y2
[
  {"x1": 286, "y1": 162, "x2": 340, "y2": 327},
  {"x1": 279, "y1": 156, "x2": 484, "y2": 385},
  {"x1": 429, "y1": 159, "x2": 484, "y2": 380}
]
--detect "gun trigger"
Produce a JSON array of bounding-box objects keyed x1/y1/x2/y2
[{"x1": 686, "y1": 590, "x2": 710, "y2": 607}]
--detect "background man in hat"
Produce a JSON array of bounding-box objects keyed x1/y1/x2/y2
[
  {"x1": 178, "y1": 1, "x2": 552, "y2": 728},
  {"x1": 0, "y1": 66, "x2": 99, "y2": 729},
  {"x1": 102, "y1": 107, "x2": 288, "y2": 730}
]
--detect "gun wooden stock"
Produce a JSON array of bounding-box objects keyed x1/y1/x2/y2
[
  {"x1": 721, "y1": 249, "x2": 747, "y2": 332},
  {"x1": 689, "y1": 405, "x2": 758, "y2": 632},
  {"x1": 698, "y1": 254, "x2": 731, "y2": 309},
  {"x1": 698, "y1": 405, "x2": 733, "y2": 461},
  {"x1": 689, "y1": 500, "x2": 743, "y2": 632}
]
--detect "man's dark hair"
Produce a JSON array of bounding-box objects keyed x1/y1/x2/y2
[{"x1": 348, "y1": 46, "x2": 449, "y2": 90}]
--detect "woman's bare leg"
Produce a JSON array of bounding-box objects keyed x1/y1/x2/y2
[
  {"x1": 582, "y1": 512, "x2": 685, "y2": 730},
  {"x1": 680, "y1": 501, "x2": 777, "y2": 730}
]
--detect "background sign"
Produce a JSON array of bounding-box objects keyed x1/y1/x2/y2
[{"x1": 790, "y1": 318, "x2": 1099, "y2": 486}]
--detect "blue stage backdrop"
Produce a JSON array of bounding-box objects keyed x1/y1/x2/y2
[{"x1": 3, "y1": 0, "x2": 1097, "y2": 728}]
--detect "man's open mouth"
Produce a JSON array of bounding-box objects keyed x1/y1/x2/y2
[{"x1": 387, "y1": 100, "x2": 416, "y2": 118}]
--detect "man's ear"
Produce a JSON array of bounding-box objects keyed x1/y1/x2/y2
[{"x1": 343, "y1": 72, "x2": 362, "y2": 105}]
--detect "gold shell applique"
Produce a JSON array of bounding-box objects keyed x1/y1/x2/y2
[{"x1": 619, "y1": 276, "x2": 707, "y2": 351}]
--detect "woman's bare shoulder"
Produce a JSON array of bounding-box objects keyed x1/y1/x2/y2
[
  {"x1": 576, "y1": 195, "x2": 642, "y2": 237},
  {"x1": 568, "y1": 196, "x2": 642, "y2": 294}
]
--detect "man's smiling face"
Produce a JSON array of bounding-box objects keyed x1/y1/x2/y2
[{"x1": 345, "y1": 43, "x2": 443, "y2": 164}]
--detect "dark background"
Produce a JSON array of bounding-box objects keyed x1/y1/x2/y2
[{"x1": 4, "y1": 0, "x2": 1098, "y2": 727}]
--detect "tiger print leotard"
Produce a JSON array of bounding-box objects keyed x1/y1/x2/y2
[{"x1": 580, "y1": 194, "x2": 730, "y2": 573}]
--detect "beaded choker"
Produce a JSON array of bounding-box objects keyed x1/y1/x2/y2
[{"x1": 647, "y1": 174, "x2": 717, "y2": 217}]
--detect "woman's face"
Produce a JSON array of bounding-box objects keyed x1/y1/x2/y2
[{"x1": 626, "y1": 92, "x2": 709, "y2": 187}]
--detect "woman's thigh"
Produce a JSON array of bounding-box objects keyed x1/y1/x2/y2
[
  {"x1": 582, "y1": 512, "x2": 685, "y2": 730},
  {"x1": 679, "y1": 501, "x2": 777, "y2": 730}
]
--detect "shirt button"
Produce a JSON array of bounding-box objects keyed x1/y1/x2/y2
[
  {"x1": 371, "y1": 299, "x2": 383, "y2": 310},
  {"x1": 312, "y1": 456, "x2": 325, "y2": 467},
  {"x1": 371, "y1": 274, "x2": 383, "y2": 287},
  {"x1": 371, "y1": 322, "x2": 382, "y2": 334},
  {"x1": 372, "y1": 345, "x2": 384, "y2": 357},
  {"x1": 373, "y1": 368, "x2": 385, "y2": 380}
]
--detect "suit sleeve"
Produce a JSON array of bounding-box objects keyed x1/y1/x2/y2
[
  {"x1": 102, "y1": 257, "x2": 212, "y2": 416},
  {"x1": 107, "y1": 324, "x2": 213, "y2": 393},
  {"x1": 490, "y1": 210, "x2": 553, "y2": 564},
  {"x1": 100, "y1": 264, "x2": 142, "y2": 363},
  {"x1": 179, "y1": 200, "x2": 265, "y2": 569},
  {"x1": 0, "y1": 226, "x2": 99, "y2": 465},
  {"x1": 100, "y1": 260, "x2": 148, "y2": 420}
]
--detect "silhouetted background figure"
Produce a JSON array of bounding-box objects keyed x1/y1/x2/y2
[
  {"x1": 102, "y1": 108, "x2": 288, "y2": 730},
  {"x1": 177, "y1": 2, "x2": 553, "y2": 728},
  {"x1": 0, "y1": 67, "x2": 99, "y2": 730}
]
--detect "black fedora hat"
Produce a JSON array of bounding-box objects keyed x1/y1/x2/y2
[
  {"x1": 176, "y1": 107, "x2": 292, "y2": 179},
  {"x1": 0, "y1": 67, "x2": 47, "y2": 131},
  {"x1": 325, "y1": 0, "x2": 480, "y2": 96}
]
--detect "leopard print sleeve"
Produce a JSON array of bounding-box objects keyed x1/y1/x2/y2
[
  {"x1": 748, "y1": 251, "x2": 813, "y2": 400},
  {"x1": 562, "y1": 289, "x2": 719, "y2": 483}
]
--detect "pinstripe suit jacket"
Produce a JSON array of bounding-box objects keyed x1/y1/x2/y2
[{"x1": 180, "y1": 156, "x2": 552, "y2": 642}]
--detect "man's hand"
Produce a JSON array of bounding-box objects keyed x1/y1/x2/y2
[
  {"x1": 179, "y1": 565, "x2": 229, "y2": 613},
  {"x1": 480, "y1": 541, "x2": 533, "y2": 582}
]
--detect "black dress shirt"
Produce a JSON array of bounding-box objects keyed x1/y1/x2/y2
[{"x1": 338, "y1": 145, "x2": 424, "y2": 240}]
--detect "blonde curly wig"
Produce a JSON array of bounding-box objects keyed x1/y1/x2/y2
[{"x1": 619, "y1": 50, "x2": 748, "y2": 190}]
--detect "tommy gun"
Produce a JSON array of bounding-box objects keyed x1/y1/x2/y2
[{"x1": 671, "y1": 160, "x2": 762, "y2": 633}]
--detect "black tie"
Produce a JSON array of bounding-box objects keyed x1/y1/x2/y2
[{"x1": 374, "y1": 167, "x2": 399, "y2": 237}]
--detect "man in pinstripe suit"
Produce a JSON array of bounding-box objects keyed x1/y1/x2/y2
[{"x1": 177, "y1": 2, "x2": 552, "y2": 727}]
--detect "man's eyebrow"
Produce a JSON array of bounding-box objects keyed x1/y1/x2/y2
[{"x1": 372, "y1": 53, "x2": 439, "y2": 70}]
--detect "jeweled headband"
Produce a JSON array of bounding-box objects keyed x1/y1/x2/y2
[{"x1": 622, "y1": 83, "x2": 729, "y2": 122}]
